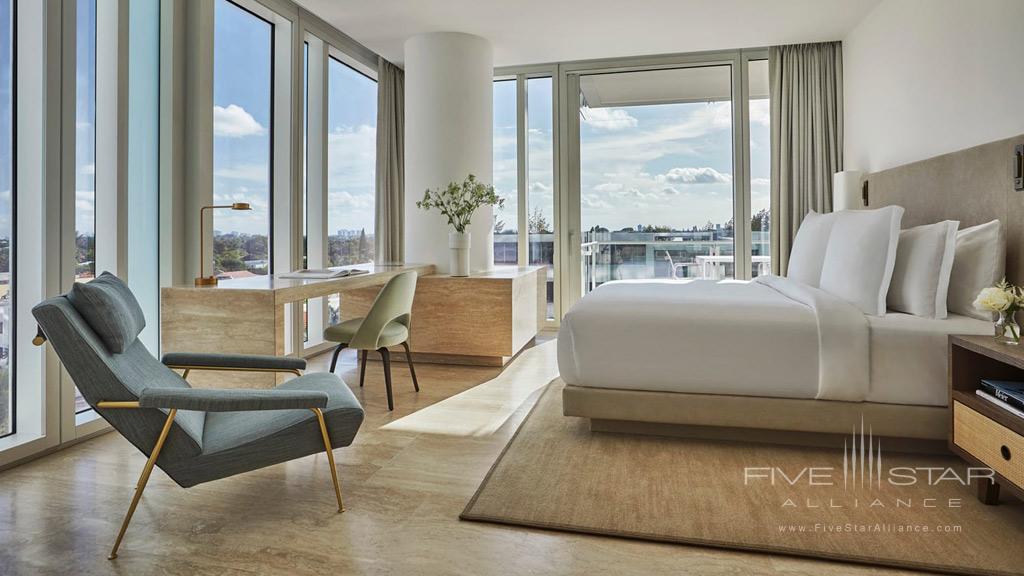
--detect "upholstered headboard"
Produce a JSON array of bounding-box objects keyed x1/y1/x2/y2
[{"x1": 865, "y1": 134, "x2": 1024, "y2": 285}]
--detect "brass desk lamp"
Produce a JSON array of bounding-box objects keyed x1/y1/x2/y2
[{"x1": 195, "y1": 202, "x2": 252, "y2": 286}]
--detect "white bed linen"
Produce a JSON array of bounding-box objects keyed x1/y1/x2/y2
[
  {"x1": 866, "y1": 312, "x2": 991, "y2": 406},
  {"x1": 557, "y1": 276, "x2": 870, "y2": 402},
  {"x1": 557, "y1": 278, "x2": 992, "y2": 407}
]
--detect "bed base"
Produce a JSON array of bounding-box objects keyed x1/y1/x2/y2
[{"x1": 562, "y1": 381, "x2": 951, "y2": 454}]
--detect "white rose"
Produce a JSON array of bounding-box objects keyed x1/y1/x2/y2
[{"x1": 974, "y1": 286, "x2": 1013, "y2": 312}]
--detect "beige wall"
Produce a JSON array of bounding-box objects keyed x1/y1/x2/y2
[{"x1": 843, "y1": 0, "x2": 1024, "y2": 172}]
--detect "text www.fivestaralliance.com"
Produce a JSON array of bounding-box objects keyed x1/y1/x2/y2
[{"x1": 778, "y1": 523, "x2": 962, "y2": 534}]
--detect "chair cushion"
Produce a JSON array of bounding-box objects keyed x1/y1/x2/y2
[
  {"x1": 200, "y1": 372, "x2": 363, "y2": 455},
  {"x1": 67, "y1": 272, "x2": 146, "y2": 353},
  {"x1": 323, "y1": 318, "x2": 409, "y2": 348}
]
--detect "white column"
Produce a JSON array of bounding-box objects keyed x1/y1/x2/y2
[{"x1": 404, "y1": 32, "x2": 494, "y2": 274}]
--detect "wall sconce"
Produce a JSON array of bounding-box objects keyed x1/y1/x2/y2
[
  {"x1": 833, "y1": 171, "x2": 864, "y2": 211},
  {"x1": 195, "y1": 202, "x2": 252, "y2": 286}
]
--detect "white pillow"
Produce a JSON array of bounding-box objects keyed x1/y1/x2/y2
[
  {"x1": 786, "y1": 211, "x2": 839, "y2": 287},
  {"x1": 819, "y1": 206, "x2": 904, "y2": 316},
  {"x1": 947, "y1": 220, "x2": 1005, "y2": 321},
  {"x1": 886, "y1": 221, "x2": 959, "y2": 318}
]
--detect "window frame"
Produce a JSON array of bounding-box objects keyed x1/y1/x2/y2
[
  {"x1": 294, "y1": 21, "x2": 378, "y2": 357},
  {"x1": 492, "y1": 65, "x2": 561, "y2": 328},
  {"x1": 553, "y1": 48, "x2": 768, "y2": 313},
  {"x1": 0, "y1": 0, "x2": 16, "y2": 440}
]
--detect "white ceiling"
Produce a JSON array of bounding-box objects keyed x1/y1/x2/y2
[{"x1": 295, "y1": 0, "x2": 882, "y2": 67}]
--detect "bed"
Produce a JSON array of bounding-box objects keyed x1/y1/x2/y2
[
  {"x1": 559, "y1": 134, "x2": 1024, "y2": 445},
  {"x1": 559, "y1": 277, "x2": 991, "y2": 442}
]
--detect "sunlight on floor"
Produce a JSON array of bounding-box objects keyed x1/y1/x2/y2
[{"x1": 382, "y1": 340, "x2": 559, "y2": 437}]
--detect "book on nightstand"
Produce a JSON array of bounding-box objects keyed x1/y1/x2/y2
[
  {"x1": 976, "y1": 389, "x2": 1024, "y2": 419},
  {"x1": 979, "y1": 380, "x2": 1024, "y2": 413}
]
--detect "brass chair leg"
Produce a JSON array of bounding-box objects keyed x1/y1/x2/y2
[
  {"x1": 181, "y1": 368, "x2": 190, "y2": 380},
  {"x1": 312, "y1": 408, "x2": 345, "y2": 512},
  {"x1": 108, "y1": 409, "x2": 177, "y2": 560}
]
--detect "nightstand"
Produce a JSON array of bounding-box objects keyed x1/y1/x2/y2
[{"x1": 949, "y1": 335, "x2": 1024, "y2": 505}]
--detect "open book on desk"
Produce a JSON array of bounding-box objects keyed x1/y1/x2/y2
[{"x1": 278, "y1": 268, "x2": 369, "y2": 280}]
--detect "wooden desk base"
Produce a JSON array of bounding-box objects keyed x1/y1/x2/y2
[{"x1": 341, "y1": 267, "x2": 545, "y2": 367}]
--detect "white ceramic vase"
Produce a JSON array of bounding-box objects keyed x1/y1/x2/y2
[{"x1": 449, "y1": 231, "x2": 471, "y2": 277}]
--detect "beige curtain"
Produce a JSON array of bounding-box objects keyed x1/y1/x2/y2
[
  {"x1": 375, "y1": 57, "x2": 405, "y2": 263},
  {"x1": 769, "y1": 41, "x2": 843, "y2": 275}
]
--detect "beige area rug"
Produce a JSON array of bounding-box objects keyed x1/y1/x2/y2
[{"x1": 462, "y1": 381, "x2": 1024, "y2": 575}]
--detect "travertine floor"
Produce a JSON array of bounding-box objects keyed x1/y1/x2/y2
[{"x1": 0, "y1": 336, "x2": 919, "y2": 575}]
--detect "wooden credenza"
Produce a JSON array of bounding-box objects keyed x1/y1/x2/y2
[{"x1": 341, "y1": 266, "x2": 546, "y2": 366}]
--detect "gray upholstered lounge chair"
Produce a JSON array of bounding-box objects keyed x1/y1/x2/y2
[{"x1": 31, "y1": 272, "x2": 364, "y2": 560}]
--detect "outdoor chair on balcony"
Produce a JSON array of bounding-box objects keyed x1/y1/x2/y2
[
  {"x1": 663, "y1": 251, "x2": 697, "y2": 280},
  {"x1": 31, "y1": 272, "x2": 364, "y2": 560}
]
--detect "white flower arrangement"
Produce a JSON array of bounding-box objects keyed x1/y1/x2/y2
[
  {"x1": 975, "y1": 279, "x2": 1023, "y2": 344},
  {"x1": 974, "y1": 280, "x2": 1023, "y2": 314}
]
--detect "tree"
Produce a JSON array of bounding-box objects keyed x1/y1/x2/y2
[
  {"x1": 751, "y1": 208, "x2": 771, "y2": 232},
  {"x1": 493, "y1": 214, "x2": 505, "y2": 234},
  {"x1": 357, "y1": 228, "x2": 368, "y2": 261},
  {"x1": 528, "y1": 207, "x2": 552, "y2": 234}
]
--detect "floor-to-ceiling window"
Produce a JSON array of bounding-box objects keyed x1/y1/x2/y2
[
  {"x1": 579, "y1": 65, "x2": 735, "y2": 289},
  {"x1": 72, "y1": 0, "x2": 95, "y2": 414},
  {"x1": 212, "y1": 0, "x2": 272, "y2": 279},
  {"x1": 492, "y1": 73, "x2": 557, "y2": 320},
  {"x1": 527, "y1": 77, "x2": 555, "y2": 319},
  {"x1": 492, "y1": 79, "x2": 517, "y2": 265},
  {"x1": 0, "y1": 0, "x2": 13, "y2": 438},
  {"x1": 74, "y1": 0, "x2": 95, "y2": 284},
  {"x1": 748, "y1": 59, "x2": 771, "y2": 277},
  {"x1": 325, "y1": 55, "x2": 376, "y2": 326}
]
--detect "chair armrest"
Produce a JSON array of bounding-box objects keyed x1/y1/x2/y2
[
  {"x1": 161, "y1": 352, "x2": 306, "y2": 373},
  {"x1": 137, "y1": 388, "x2": 328, "y2": 412}
]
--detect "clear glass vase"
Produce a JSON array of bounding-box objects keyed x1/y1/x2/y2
[{"x1": 995, "y1": 309, "x2": 1021, "y2": 345}]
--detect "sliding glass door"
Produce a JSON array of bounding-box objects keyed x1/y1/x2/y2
[
  {"x1": 561, "y1": 50, "x2": 768, "y2": 307},
  {"x1": 579, "y1": 64, "x2": 736, "y2": 289}
]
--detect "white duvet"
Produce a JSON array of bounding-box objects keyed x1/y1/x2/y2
[{"x1": 557, "y1": 276, "x2": 872, "y2": 402}]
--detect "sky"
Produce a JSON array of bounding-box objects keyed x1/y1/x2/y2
[
  {"x1": 212, "y1": 0, "x2": 377, "y2": 239},
  {"x1": 493, "y1": 64, "x2": 770, "y2": 235},
  {"x1": 9, "y1": 0, "x2": 767, "y2": 243},
  {"x1": 75, "y1": 0, "x2": 97, "y2": 238},
  {"x1": 0, "y1": 0, "x2": 11, "y2": 241}
]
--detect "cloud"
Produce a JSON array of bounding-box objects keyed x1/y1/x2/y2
[
  {"x1": 581, "y1": 107, "x2": 638, "y2": 130},
  {"x1": 751, "y1": 177, "x2": 770, "y2": 188},
  {"x1": 657, "y1": 167, "x2": 732, "y2": 185},
  {"x1": 593, "y1": 182, "x2": 623, "y2": 193},
  {"x1": 581, "y1": 194, "x2": 610, "y2": 210},
  {"x1": 213, "y1": 104, "x2": 266, "y2": 138},
  {"x1": 214, "y1": 163, "x2": 268, "y2": 182},
  {"x1": 750, "y1": 98, "x2": 770, "y2": 128},
  {"x1": 328, "y1": 190, "x2": 374, "y2": 210},
  {"x1": 529, "y1": 181, "x2": 552, "y2": 195}
]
